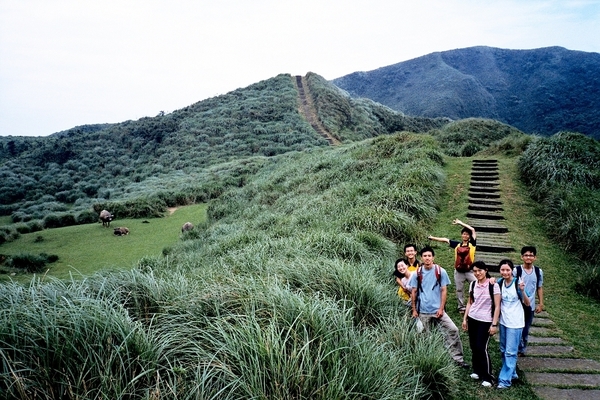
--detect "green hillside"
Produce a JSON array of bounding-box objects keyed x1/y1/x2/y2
[
  {"x1": 0, "y1": 73, "x2": 446, "y2": 230},
  {"x1": 1, "y1": 68, "x2": 600, "y2": 398}
]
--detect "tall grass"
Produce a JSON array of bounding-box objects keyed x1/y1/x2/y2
[
  {"x1": 518, "y1": 131, "x2": 600, "y2": 299},
  {"x1": 1, "y1": 133, "x2": 460, "y2": 399}
]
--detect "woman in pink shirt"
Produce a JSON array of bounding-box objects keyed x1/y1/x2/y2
[{"x1": 462, "y1": 261, "x2": 501, "y2": 388}]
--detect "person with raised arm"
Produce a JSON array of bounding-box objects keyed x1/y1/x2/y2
[{"x1": 428, "y1": 219, "x2": 477, "y2": 313}]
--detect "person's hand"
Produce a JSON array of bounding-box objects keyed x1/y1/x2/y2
[
  {"x1": 489, "y1": 325, "x2": 498, "y2": 336},
  {"x1": 535, "y1": 304, "x2": 544, "y2": 313},
  {"x1": 412, "y1": 309, "x2": 418, "y2": 318},
  {"x1": 489, "y1": 277, "x2": 496, "y2": 284},
  {"x1": 435, "y1": 308, "x2": 444, "y2": 318},
  {"x1": 462, "y1": 320, "x2": 468, "y2": 331},
  {"x1": 453, "y1": 219, "x2": 461, "y2": 225},
  {"x1": 519, "y1": 281, "x2": 526, "y2": 291}
]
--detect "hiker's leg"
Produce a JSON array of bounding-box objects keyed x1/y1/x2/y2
[
  {"x1": 519, "y1": 305, "x2": 534, "y2": 354},
  {"x1": 439, "y1": 312, "x2": 464, "y2": 362},
  {"x1": 498, "y1": 326, "x2": 521, "y2": 388},
  {"x1": 454, "y1": 270, "x2": 466, "y2": 311}
]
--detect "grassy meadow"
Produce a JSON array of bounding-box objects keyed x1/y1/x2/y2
[{"x1": 0, "y1": 204, "x2": 207, "y2": 281}]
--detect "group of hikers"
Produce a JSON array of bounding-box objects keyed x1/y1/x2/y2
[{"x1": 393, "y1": 219, "x2": 544, "y2": 390}]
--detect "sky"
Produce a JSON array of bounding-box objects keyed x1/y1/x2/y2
[{"x1": 1, "y1": 0, "x2": 599, "y2": 137}]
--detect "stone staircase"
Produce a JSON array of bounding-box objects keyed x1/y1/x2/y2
[
  {"x1": 469, "y1": 159, "x2": 600, "y2": 399},
  {"x1": 467, "y1": 159, "x2": 514, "y2": 270}
]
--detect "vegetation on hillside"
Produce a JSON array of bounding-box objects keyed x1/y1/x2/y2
[
  {"x1": 332, "y1": 46, "x2": 600, "y2": 139},
  {"x1": 0, "y1": 73, "x2": 449, "y2": 236},
  {"x1": 306, "y1": 72, "x2": 450, "y2": 142},
  {"x1": 429, "y1": 118, "x2": 525, "y2": 156},
  {"x1": 518, "y1": 131, "x2": 600, "y2": 299},
  {"x1": 0, "y1": 133, "x2": 461, "y2": 399}
]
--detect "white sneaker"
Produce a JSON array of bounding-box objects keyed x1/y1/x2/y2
[
  {"x1": 482, "y1": 381, "x2": 492, "y2": 387},
  {"x1": 470, "y1": 373, "x2": 479, "y2": 380}
]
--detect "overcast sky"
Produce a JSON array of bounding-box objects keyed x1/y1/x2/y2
[{"x1": 1, "y1": 0, "x2": 599, "y2": 137}]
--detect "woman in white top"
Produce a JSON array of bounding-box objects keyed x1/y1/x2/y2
[{"x1": 497, "y1": 259, "x2": 530, "y2": 389}]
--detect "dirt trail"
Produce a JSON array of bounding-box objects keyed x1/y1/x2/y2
[{"x1": 294, "y1": 75, "x2": 340, "y2": 145}]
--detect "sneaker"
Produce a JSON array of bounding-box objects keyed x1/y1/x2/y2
[
  {"x1": 482, "y1": 381, "x2": 492, "y2": 387},
  {"x1": 458, "y1": 309, "x2": 466, "y2": 314},
  {"x1": 469, "y1": 373, "x2": 479, "y2": 380},
  {"x1": 518, "y1": 352, "x2": 526, "y2": 357},
  {"x1": 497, "y1": 385, "x2": 509, "y2": 390}
]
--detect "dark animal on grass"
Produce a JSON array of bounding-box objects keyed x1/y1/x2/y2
[
  {"x1": 113, "y1": 227, "x2": 129, "y2": 236},
  {"x1": 99, "y1": 210, "x2": 113, "y2": 227},
  {"x1": 181, "y1": 222, "x2": 194, "y2": 233}
]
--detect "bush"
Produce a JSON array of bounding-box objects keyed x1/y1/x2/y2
[
  {"x1": 43, "y1": 212, "x2": 77, "y2": 229},
  {"x1": 76, "y1": 209, "x2": 99, "y2": 224},
  {"x1": 6, "y1": 252, "x2": 58, "y2": 273}
]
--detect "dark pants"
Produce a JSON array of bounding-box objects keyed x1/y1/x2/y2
[
  {"x1": 520, "y1": 305, "x2": 534, "y2": 354},
  {"x1": 467, "y1": 316, "x2": 494, "y2": 383}
]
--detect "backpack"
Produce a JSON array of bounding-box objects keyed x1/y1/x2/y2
[
  {"x1": 468, "y1": 280, "x2": 496, "y2": 318},
  {"x1": 415, "y1": 264, "x2": 442, "y2": 314},
  {"x1": 515, "y1": 265, "x2": 541, "y2": 285},
  {"x1": 498, "y1": 277, "x2": 526, "y2": 309}
]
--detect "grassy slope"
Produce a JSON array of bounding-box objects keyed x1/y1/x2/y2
[
  {"x1": 0, "y1": 204, "x2": 207, "y2": 282},
  {"x1": 429, "y1": 155, "x2": 600, "y2": 400}
]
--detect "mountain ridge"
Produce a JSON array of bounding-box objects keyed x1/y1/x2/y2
[{"x1": 332, "y1": 46, "x2": 600, "y2": 139}]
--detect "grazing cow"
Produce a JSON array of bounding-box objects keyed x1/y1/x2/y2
[
  {"x1": 99, "y1": 210, "x2": 113, "y2": 227},
  {"x1": 113, "y1": 227, "x2": 129, "y2": 236},
  {"x1": 181, "y1": 222, "x2": 194, "y2": 233}
]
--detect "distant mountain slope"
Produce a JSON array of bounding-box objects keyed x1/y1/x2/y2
[
  {"x1": 0, "y1": 73, "x2": 447, "y2": 221},
  {"x1": 332, "y1": 46, "x2": 600, "y2": 139}
]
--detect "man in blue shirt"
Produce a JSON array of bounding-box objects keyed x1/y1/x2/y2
[{"x1": 410, "y1": 246, "x2": 469, "y2": 369}]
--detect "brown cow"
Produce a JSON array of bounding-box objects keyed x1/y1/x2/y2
[
  {"x1": 181, "y1": 222, "x2": 194, "y2": 233},
  {"x1": 113, "y1": 227, "x2": 129, "y2": 236},
  {"x1": 99, "y1": 210, "x2": 113, "y2": 227}
]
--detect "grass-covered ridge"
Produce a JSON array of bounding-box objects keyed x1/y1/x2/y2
[
  {"x1": 0, "y1": 73, "x2": 450, "y2": 231},
  {"x1": 0, "y1": 133, "x2": 461, "y2": 399}
]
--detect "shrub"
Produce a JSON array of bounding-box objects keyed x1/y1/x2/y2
[
  {"x1": 6, "y1": 252, "x2": 58, "y2": 273},
  {"x1": 43, "y1": 212, "x2": 77, "y2": 229}
]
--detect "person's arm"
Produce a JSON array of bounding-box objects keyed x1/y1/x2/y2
[
  {"x1": 461, "y1": 295, "x2": 473, "y2": 331},
  {"x1": 437, "y1": 286, "x2": 447, "y2": 318},
  {"x1": 428, "y1": 235, "x2": 450, "y2": 244},
  {"x1": 519, "y1": 279, "x2": 531, "y2": 307},
  {"x1": 411, "y1": 287, "x2": 419, "y2": 318},
  {"x1": 490, "y1": 292, "x2": 501, "y2": 335},
  {"x1": 535, "y1": 286, "x2": 544, "y2": 313},
  {"x1": 453, "y1": 219, "x2": 477, "y2": 240}
]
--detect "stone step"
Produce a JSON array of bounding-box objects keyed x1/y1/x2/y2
[
  {"x1": 533, "y1": 387, "x2": 600, "y2": 400},
  {"x1": 468, "y1": 204, "x2": 504, "y2": 212},
  {"x1": 475, "y1": 253, "x2": 513, "y2": 269},
  {"x1": 527, "y1": 336, "x2": 566, "y2": 345},
  {"x1": 526, "y1": 345, "x2": 574, "y2": 356},
  {"x1": 476, "y1": 234, "x2": 512, "y2": 245},
  {"x1": 526, "y1": 372, "x2": 600, "y2": 388},
  {"x1": 467, "y1": 211, "x2": 505, "y2": 220},
  {"x1": 472, "y1": 167, "x2": 499, "y2": 172},
  {"x1": 533, "y1": 318, "x2": 556, "y2": 327},
  {"x1": 477, "y1": 245, "x2": 515, "y2": 253},
  {"x1": 471, "y1": 171, "x2": 500, "y2": 181},
  {"x1": 468, "y1": 197, "x2": 502, "y2": 205},
  {"x1": 530, "y1": 326, "x2": 560, "y2": 336},
  {"x1": 469, "y1": 192, "x2": 501, "y2": 199},
  {"x1": 470, "y1": 181, "x2": 500, "y2": 187},
  {"x1": 519, "y1": 357, "x2": 600, "y2": 373}
]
